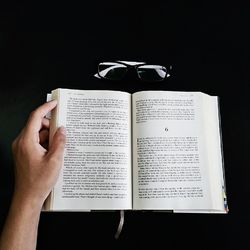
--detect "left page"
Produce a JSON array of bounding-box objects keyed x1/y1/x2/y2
[{"x1": 46, "y1": 88, "x2": 132, "y2": 210}]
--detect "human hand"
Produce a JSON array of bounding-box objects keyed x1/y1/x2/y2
[{"x1": 12, "y1": 100, "x2": 66, "y2": 209}]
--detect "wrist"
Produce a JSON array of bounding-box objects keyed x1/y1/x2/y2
[{"x1": 12, "y1": 191, "x2": 44, "y2": 213}]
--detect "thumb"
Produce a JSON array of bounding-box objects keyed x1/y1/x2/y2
[{"x1": 48, "y1": 126, "x2": 66, "y2": 162}]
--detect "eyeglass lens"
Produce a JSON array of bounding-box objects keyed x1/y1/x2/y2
[
  {"x1": 137, "y1": 65, "x2": 167, "y2": 81},
  {"x1": 98, "y1": 62, "x2": 128, "y2": 80}
]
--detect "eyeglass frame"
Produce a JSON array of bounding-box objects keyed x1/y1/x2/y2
[{"x1": 97, "y1": 61, "x2": 172, "y2": 82}]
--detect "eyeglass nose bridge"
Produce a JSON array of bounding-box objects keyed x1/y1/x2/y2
[{"x1": 125, "y1": 64, "x2": 142, "y2": 77}]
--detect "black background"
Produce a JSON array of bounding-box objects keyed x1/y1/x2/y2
[{"x1": 0, "y1": 1, "x2": 250, "y2": 249}]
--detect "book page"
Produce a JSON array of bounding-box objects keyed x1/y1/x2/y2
[
  {"x1": 49, "y1": 89, "x2": 132, "y2": 210},
  {"x1": 132, "y1": 91, "x2": 224, "y2": 211}
]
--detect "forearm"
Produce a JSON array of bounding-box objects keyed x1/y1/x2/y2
[{"x1": 0, "y1": 194, "x2": 42, "y2": 250}]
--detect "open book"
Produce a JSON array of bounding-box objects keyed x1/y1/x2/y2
[{"x1": 44, "y1": 88, "x2": 228, "y2": 213}]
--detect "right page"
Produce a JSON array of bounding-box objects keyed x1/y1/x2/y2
[{"x1": 132, "y1": 91, "x2": 226, "y2": 212}]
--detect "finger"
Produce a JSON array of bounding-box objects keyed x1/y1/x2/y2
[
  {"x1": 42, "y1": 118, "x2": 50, "y2": 130},
  {"x1": 25, "y1": 100, "x2": 57, "y2": 139},
  {"x1": 39, "y1": 129, "x2": 49, "y2": 145},
  {"x1": 47, "y1": 126, "x2": 66, "y2": 163}
]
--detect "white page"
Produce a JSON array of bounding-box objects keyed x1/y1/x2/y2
[
  {"x1": 45, "y1": 93, "x2": 52, "y2": 119},
  {"x1": 132, "y1": 91, "x2": 224, "y2": 211},
  {"x1": 50, "y1": 89, "x2": 132, "y2": 210}
]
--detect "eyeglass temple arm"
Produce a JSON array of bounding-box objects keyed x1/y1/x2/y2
[{"x1": 99, "y1": 65, "x2": 126, "y2": 76}]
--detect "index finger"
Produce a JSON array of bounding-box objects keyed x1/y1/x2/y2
[{"x1": 25, "y1": 100, "x2": 57, "y2": 137}]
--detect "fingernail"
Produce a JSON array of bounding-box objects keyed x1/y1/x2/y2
[
  {"x1": 59, "y1": 126, "x2": 66, "y2": 135},
  {"x1": 49, "y1": 99, "x2": 57, "y2": 104}
]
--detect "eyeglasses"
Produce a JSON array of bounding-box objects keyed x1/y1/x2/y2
[{"x1": 97, "y1": 61, "x2": 171, "y2": 82}]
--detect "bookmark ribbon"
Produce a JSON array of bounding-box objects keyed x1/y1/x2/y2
[{"x1": 115, "y1": 210, "x2": 124, "y2": 239}]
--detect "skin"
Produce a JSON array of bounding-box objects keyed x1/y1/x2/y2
[{"x1": 0, "y1": 100, "x2": 66, "y2": 250}]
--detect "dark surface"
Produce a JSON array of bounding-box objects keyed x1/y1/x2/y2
[{"x1": 0, "y1": 1, "x2": 250, "y2": 249}]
